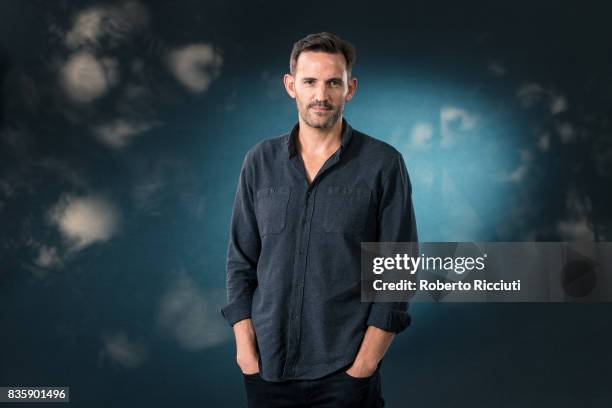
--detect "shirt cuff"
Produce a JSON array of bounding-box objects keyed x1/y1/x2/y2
[
  {"x1": 366, "y1": 303, "x2": 411, "y2": 334},
  {"x1": 220, "y1": 297, "x2": 252, "y2": 327}
]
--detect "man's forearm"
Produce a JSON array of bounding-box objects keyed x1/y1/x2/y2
[
  {"x1": 233, "y1": 318, "x2": 257, "y2": 355},
  {"x1": 352, "y1": 325, "x2": 395, "y2": 372},
  {"x1": 233, "y1": 318, "x2": 260, "y2": 374}
]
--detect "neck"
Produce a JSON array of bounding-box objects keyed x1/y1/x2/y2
[{"x1": 297, "y1": 116, "x2": 343, "y2": 156}]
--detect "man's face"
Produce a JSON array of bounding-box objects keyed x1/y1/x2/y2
[{"x1": 284, "y1": 51, "x2": 357, "y2": 130}]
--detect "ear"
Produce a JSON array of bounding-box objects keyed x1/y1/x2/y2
[
  {"x1": 283, "y1": 73, "x2": 296, "y2": 99},
  {"x1": 345, "y1": 77, "x2": 357, "y2": 102}
]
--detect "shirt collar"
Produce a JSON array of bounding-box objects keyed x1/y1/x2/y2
[{"x1": 286, "y1": 117, "x2": 353, "y2": 159}]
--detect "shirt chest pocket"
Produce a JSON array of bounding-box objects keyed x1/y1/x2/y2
[
  {"x1": 255, "y1": 187, "x2": 291, "y2": 236},
  {"x1": 313, "y1": 186, "x2": 371, "y2": 234}
]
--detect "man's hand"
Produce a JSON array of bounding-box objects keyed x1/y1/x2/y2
[
  {"x1": 233, "y1": 318, "x2": 260, "y2": 374},
  {"x1": 345, "y1": 358, "x2": 378, "y2": 378},
  {"x1": 345, "y1": 325, "x2": 396, "y2": 378},
  {"x1": 237, "y1": 351, "x2": 260, "y2": 375}
]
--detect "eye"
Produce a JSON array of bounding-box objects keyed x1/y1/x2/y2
[
  {"x1": 329, "y1": 80, "x2": 342, "y2": 87},
  {"x1": 303, "y1": 79, "x2": 314, "y2": 85}
]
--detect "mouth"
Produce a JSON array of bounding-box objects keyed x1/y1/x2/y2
[{"x1": 311, "y1": 107, "x2": 332, "y2": 112}]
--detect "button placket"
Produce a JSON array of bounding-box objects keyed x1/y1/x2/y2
[
  {"x1": 288, "y1": 186, "x2": 319, "y2": 376},
  {"x1": 284, "y1": 187, "x2": 311, "y2": 377},
  {"x1": 283, "y1": 153, "x2": 340, "y2": 378}
]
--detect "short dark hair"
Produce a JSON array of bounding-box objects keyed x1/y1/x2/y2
[{"x1": 289, "y1": 32, "x2": 356, "y2": 78}]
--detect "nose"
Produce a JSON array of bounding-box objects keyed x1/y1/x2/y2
[{"x1": 313, "y1": 82, "x2": 328, "y2": 103}]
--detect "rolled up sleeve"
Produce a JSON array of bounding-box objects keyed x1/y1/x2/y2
[
  {"x1": 220, "y1": 151, "x2": 261, "y2": 327},
  {"x1": 366, "y1": 151, "x2": 418, "y2": 334}
]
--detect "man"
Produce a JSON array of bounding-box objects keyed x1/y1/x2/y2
[{"x1": 221, "y1": 32, "x2": 418, "y2": 407}]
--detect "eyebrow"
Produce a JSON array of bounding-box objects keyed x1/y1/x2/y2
[{"x1": 301, "y1": 77, "x2": 344, "y2": 83}]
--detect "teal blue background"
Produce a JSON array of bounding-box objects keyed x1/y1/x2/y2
[{"x1": 1, "y1": 0, "x2": 611, "y2": 406}]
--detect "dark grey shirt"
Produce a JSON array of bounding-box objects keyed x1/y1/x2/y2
[{"x1": 220, "y1": 118, "x2": 418, "y2": 382}]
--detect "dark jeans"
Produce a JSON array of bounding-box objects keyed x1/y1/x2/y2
[{"x1": 243, "y1": 365, "x2": 385, "y2": 408}]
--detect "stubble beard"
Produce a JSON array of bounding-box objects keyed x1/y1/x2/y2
[{"x1": 298, "y1": 101, "x2": 344, "y2": 130}]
